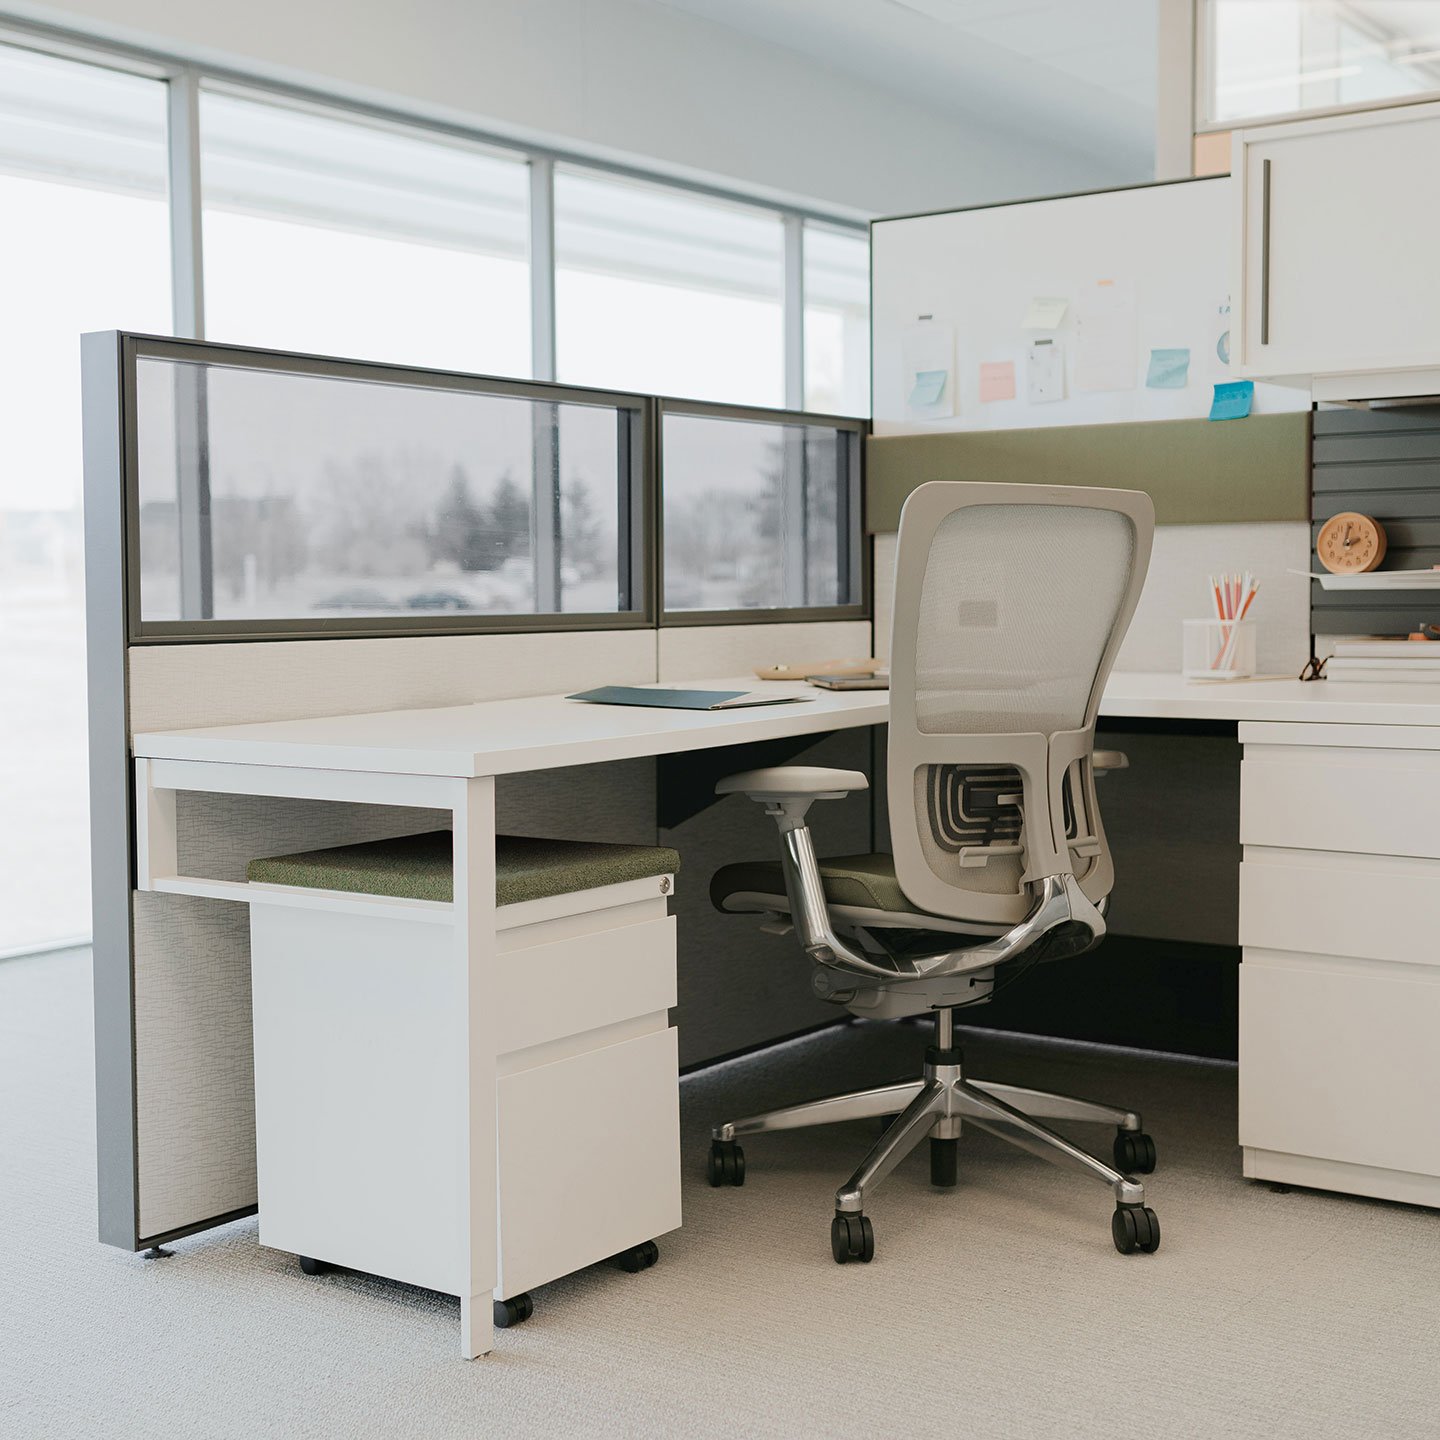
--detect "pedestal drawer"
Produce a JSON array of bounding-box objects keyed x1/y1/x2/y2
[
  {"x1": 1240, "y1": 849, "x2": 1440, "y2": 965},
  {"x1": 495, "y1": 913, "x2": 676, "y2": 1055},
  {"x1": 1239, "y1": 950, "x2": 1440, "y2": 1179},
  {"x1": 497, "y1": 1026, "x2": 681, "y2": 1298},
  {"x1": 1242, "y1": 747, "x2": 1440, "y2": 858}
]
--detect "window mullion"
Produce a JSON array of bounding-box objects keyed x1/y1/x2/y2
[{"x1": 166, "y1": 69, "x2": 205, "y2": 340}]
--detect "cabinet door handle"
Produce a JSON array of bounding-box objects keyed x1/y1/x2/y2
[{"x1": 1260, "y1": 157, "x2": 1272, "y2": 346}]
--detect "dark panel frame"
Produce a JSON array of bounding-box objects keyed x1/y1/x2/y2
[
  {"x1": 116, "y1": 333, "x2": 656, "y2": 643},
  {"x1": 656, "y1": 397, "x2": 870, "y2": 627}
]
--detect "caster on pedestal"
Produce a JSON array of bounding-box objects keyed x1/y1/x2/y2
[
  {"x1": 297, "y1": 1255, "x2": 327, "y2": 1276},
  {"x1": 708, "y1": 1139, "x2": 745, "y2": 1187},
  {"x1": 493, "y1": 1293, "x2": 534, "y2": 1328},
  {"x1": 1112, "y1": 1204, "x2": 1161, "y2": 1254},
  {"x1": 1113, "y1": 1130, "x2": 1157, "y2": 1175},
  {"x1": 612, "y1": 1239, "x2": 660, "y2": 1273},
  {"x1": 831, "y1": 1212, "x2": 875, "y2": 1264}
]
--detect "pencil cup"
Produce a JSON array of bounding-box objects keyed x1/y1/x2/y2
[{"x1": 1183, "y1": 619, "x2": 1256, "y2": 679}]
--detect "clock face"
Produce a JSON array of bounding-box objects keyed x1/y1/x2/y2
[{"x1": 1317, "y1": 512, "x2": 1387, "y2": 574}]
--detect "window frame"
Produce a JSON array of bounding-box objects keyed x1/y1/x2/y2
[
  {"x1": 109, "y1": 332, "x2": 656, "y2": 643},
  {"x1": 1194, "y1": 0, "x2": 1440, "y2": 133},
  {"x1": 655, "y1": 397, "x2": 868, "y2": 627}
]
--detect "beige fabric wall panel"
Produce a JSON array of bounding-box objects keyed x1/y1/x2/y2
[
  {"x1": 132, "y1": 892, "x2": 257, "y2": 1240},
  {"x1": 873, "y1": 524, "x2": 1309, "y2": 676},
  {"x1": 1115, "y1": 522, "x2": 1310, "y2": 675},
  {"x1": 657, "y1": 621, "x2": 874, "y2": 682},
  {"x1": 128, "y1": 629, "x2": 657, "y2": 734}
]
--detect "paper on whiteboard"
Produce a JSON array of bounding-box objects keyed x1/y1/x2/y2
[
  {"x1": 1022, "y1": 296, "x2": 1069, "y2": 330},
  {"x1": 1074, "y1": 279, "x2": 1137, "y2": 393},
  {"x1": 979, "y1": 360, "x2": 1016, "y2": 403},
  {"x1": 1026, "y1": 339, "x2": 1064, "y2": 404},
  {"x1": 901, "y1": 321, "x2": 956, "y2": 419}
]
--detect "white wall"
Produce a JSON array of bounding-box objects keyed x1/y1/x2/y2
[{"x1": 11, "y1": 0, "x2": 1146, "y2": 218}]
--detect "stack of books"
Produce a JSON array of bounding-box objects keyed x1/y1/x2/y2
[{"x1": 1327, "y1": 640, "x2": 1440, "y2": 683}]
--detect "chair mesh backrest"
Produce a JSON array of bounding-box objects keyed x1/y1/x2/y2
[
  {"x1": 889, "y1": 486, "x2": 1151, "y2": 921},
  {"x1": 913, "y1": 504, "x2": 1135, "y2": 737}
]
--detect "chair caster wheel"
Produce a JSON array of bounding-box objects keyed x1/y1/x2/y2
[
  {"x1": 493, "y1": 1293, "x2": 534, "y2": 1328},
  {"x1": 1113, "y1": 1130, "x2": 1157, "y2": 1174},
  {"x1": 831, "y1": 1213, "x2": 874, "y2": 1264},
  {"x1": 708, "y1": 1139, "x2": 745, "y2": 1186},
  {"x1": 297, "y1": 1256, "x2": 327, "y2": 1276},
  {"x1": 612, "y1": 1239, "x2": 660, "y2": 1273},
  {"x1": 1112, "y1": 1204, "x2": 1161, "y2": 1254}
]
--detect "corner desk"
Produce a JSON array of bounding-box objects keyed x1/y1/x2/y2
[{"x1": 130, "y1": 672, "x2": 1440, "y2": 1354}]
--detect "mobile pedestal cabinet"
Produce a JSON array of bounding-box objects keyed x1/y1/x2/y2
[{"x1": 245, "y1": 830, "x2": 683, "y2": 1333}]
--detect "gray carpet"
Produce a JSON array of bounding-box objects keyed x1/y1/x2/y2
[{"x1": 2, "y1": 947, "x2": 1437, "y2": 1439}]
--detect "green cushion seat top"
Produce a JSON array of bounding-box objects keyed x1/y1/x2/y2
[
  {"x1": 711, "y1": 853, "x2": 910, "y2": 914},
  {"x1": 247, "y1": 830, "x2": 680, "y2": 906}
]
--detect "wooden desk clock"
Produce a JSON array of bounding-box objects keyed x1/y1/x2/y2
[{"x1": 1317, "y1": 512, "x2": 1387, "y2": 574}]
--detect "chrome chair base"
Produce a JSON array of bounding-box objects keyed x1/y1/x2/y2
[{"x1": 709, "y1": 1011, "x2": 1161, "y2": 1259}]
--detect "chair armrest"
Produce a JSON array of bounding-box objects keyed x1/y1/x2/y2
[
  {"x1": 1093, "y1": 750, "x2": 1129, "y2": 775},
  {"x1": 715, "y1": 766, "x2": 869, "y2": 800}
]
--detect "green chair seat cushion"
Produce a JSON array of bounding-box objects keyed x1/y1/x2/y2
[
  {"x1": 247, "y1": 830, "x2": 680, "y2": 906},
  {"x1": 711, "y1": 852, "x2": 910, "y2": 914}
]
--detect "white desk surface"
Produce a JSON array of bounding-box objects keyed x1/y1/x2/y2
[{"x1": 132, "y1": 672, "x2": 1440, "y2": 779}]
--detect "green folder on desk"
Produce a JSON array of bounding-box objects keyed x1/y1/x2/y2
[{"x1": 568, "y1": 686, "x2": 811, "y2": 711}]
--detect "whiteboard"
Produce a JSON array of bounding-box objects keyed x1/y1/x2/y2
[{"x1": 870, "y1": 176, "x2": 1307, "y2": 436}]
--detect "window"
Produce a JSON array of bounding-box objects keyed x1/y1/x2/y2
[
  {"x1": 660, "y1": 406, "x2": 862, "y2": 615},
  {"x1": 555, "y1": 169, "x2": 785, "y2": 406},
  {"x1": 0, "y1": 43, "x2": 172, "y2": 953},
  {"x1": 200, "y1": 92, "x2": 532, "y2": 376},
  {"x1": 804, "y1": 223, "x2": 870, "y2": 416},
  {"x1": 1202, "y1": 0, "x2": 1440, "y2": 127},
  {"x1": 131, "y1": 349, "x2": 643, "y2": 634}
]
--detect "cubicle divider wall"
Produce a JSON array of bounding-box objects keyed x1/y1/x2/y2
[{"x1": 83, "y1": 332, "x2": 871, "y2": 1253}]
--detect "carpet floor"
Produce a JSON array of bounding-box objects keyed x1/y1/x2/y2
[{"x1": 2, "y1": 947, "x2": 1437, "y2": 1439}]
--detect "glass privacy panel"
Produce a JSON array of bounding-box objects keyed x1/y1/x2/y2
[
  {"x1": 661, "y1": 412, "x2": 859, "y2": 612},
  {"x1": 134, "y1": 358, "x2": 636, "y2": 627}
]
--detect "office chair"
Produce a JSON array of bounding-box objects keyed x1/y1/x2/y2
[{"x1": 707, "y1": 481, "x2": 1159, "y2": 1262}]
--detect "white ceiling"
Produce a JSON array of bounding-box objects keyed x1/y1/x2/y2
[{"x1": 652, "y1": 0, "x2": 1157, "y2": 176}]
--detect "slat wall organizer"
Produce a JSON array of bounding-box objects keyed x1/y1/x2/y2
[{"x1": 1312, "y1": 405, "x2": 1440, "y2": 637}]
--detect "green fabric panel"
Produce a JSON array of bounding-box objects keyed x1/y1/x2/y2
[
  {"x1": 248, "y1": 830, "x2": 681, "y2": 906},
  {"x1": 864, "y1": 412, "x2": 1312, "y2": 532},
  {"x1": 711, "y1": 853, "x2": 909, "y2": 913}
]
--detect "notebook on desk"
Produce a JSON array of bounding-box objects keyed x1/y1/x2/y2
[{"x1": 567, "y1": 685, "x2": 812, "y2": 712}]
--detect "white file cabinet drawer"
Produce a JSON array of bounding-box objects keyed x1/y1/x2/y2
[
  {"x1": 1241, "y1": 747, "x2": 1440, "y2": 858},
  {"x1": 1240, "y1": 849, "x2": 1440, "y2": 966},
  {"x1": 496, "y1": 912, "x2": 676, "y2": 1056},
  {"x1": 497, "y1": 1027, "x2": 681, "y2": 1299},
  {"x1": 1239, "y1": 951, "x2": 1440, "y2": 1180}
]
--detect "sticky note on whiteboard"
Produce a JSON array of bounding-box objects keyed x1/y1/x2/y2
[
  {"x1": 1022, "y1": 296, "x2": 1069, "y2": 330},
  {"x1": 1209, "y1": 379, "x2": 1254, "y2": 421},
  {"x1": 908, "y1": 369, "x2": 948, "y2": 408},
  {"x1": 1145, "y1": 347, "x2": 1190, "y2": 389},
  {"x1": 979, "y1": 360, "x2": 1016, "y2": 403}
]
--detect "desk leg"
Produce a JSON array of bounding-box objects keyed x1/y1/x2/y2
[{"x1": 453, "y1": 776, "x2": 498, "y2": 1360}]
